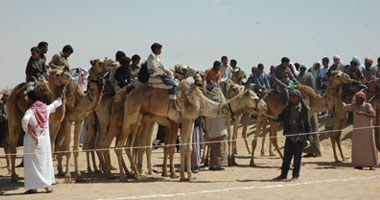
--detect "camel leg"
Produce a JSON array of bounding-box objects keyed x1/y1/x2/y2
[
  {"x1": 250, "y1": 115, "x2": 263, "y2": 167},
  {"x1": 336, "y1": 131, "x2": 346, "y2": 162},
  {"x1": 179, "y1": 119, "x2": 195, "y2": 181},
  {"x1": 241, "y1": 112, "x2": 251, "y2": 154},
  {"x1": 167, "y1": 124, "x2": 179, "y2": 178},
  {"x1": 145, "y1": 125, "x2": 154, "y2": 176},
  {"x1": 73, "y1": 120, "x2": 84, "y2": 182},
  {"x1": 230, "y1": 115, "x2": 241, "y2": 166},
  {"x1": 4, "y1": 147, "x2": 11, "y2": 174},
  {"x1": 270, "y1": 122, "x2": 283, "y2": 159},
  {"x1": 86, "y1": 152, "x2": 92, "y2": 173},
  {"x1": 8, "y1": 126, "x2": 20, "y2": 183},
  {"x1": 225, "y1": 118, "x2": 233, "y2": 166}
]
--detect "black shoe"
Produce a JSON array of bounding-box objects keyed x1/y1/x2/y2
[
  {"x1": 273, "y1": 175, "x2": 287, "y2": 181},
  {"x1": 209, "y1": 166, "x2": 224, "y2": 171},
  {"x1": 291, "y1": 175, "x2": 299, "y2": 180},
  {"x1": 354, "y1": 166, "x2": 363, "y2": 170},
  {"x1": 369, "y1": 166, "x2": 375, "y2": 170},
  {"x1": 16, "y1": 160, "x2": 24, "y2": 168}
]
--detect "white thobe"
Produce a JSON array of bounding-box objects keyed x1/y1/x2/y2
[{"x1": 22, "y1": 98, "x2": 62, "y2": 190}]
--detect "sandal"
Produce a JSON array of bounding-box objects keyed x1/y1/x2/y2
[
  {"x1": 24, "y1": 189, "x2": 37, "y2": 194},
  {"x1": 45, "y1": 187, "x2": 53, "y2": 193}
]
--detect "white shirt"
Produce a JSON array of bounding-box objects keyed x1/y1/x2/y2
[
  {"x1": 220, "y1": 64, "x2": 232, "y2": 81},
  {"x1": 147, "y1": 53, "x2": 173, "y2": 78},
  {"x1": 318, "y1": 67, "x2": 329, "y2": 87}
]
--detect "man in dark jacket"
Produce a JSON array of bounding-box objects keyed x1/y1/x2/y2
[
  {"x1": 267, "y1": 89, "x2": 312, "y2": 180},
  {"x1": 114, "y1": 56, "x2": 133, "y2": 90},
  {"x1": 25, "y1": 47, "x2": 48, "y2": 92}
]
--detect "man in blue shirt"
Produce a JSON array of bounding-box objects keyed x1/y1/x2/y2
[{"x1": 254, "y1": 64, "x2": 270, "y2": 94}]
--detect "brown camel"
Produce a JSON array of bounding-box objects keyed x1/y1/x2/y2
[
  {"x1": 328, "y1": 79, "x2": 380, "y2": 162},
  {"x1": 54, "y1": 58, "x2": 118, "y2": 183},
  {"x1": 111, "y1": 80, "x2": 262, "y2": 181},
  {"x1": 6, "y1": 69, "x2": 72, "y2": 182},
  {"x1": 248, "y1": 70, "x2": 352, "y2": 166}
]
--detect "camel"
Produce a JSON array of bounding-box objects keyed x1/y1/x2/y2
[
  {"x1": 92, "y1": 65, "x2": 199, "y2": 178},
  {"x1": 231, "y1": 68, "x2": 246, "y2": 85},
  {"x1": 108, "y1": 79, "x2": 262, "y2": 181},
  {"x1": 6, "y1": 69, "x2": 72, "y2": 182},
  {"x1": 328, "y1": 79, "x2": 380, "y2": 162},
  {"x1": 247, "y1": 70, "x2": 352, "y2": 166},
  {"x1": 86, "y1": 64, "x2": 196, "y2": 177},
  {"x1": 54, "y1": 58, "x2": 118, "y2": 183}
]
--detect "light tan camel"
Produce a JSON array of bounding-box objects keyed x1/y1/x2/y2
[
  {"x1": 90, "y1": 65, "x2": 198, "y2": 178},
  {"x1": 248, "y1": 70, "x2": 352, "y2": 166},
  {"x1": 112, "y1": 80, "x2": 262, "y2": 181},
  {"x1": 54, "y1": 58, "x2": 118, "y2": 183},
  {"x1": 231, "y1": 68, "x2": 246, "y2": 85},
  {"x1": 327, "y1": 79, "x2": 380, "y2": 162},
  {"x1": 6, "y1": 69, "x2": 72, "y2": 182}
]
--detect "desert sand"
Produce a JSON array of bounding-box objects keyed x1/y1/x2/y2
[{"x1": 1, "y1": 116, "x2": 379, "y2": 200}]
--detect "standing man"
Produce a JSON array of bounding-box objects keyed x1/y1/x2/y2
[
  {"x1": 37, "y1": 42, "x2": 48, "y2": 63},
  {"x1": 49, "y1": 44, "x2": 73, "y2": 71},
  {"x1": 318, "y1": 57, "x2": 330, "y2": 94},
  {"x1": 340, "y1": 92, "x2": 377, "y2": 170},
  {"x1": 22, "y1": 91, "x2": 62, "y2": 194},
  {"x1": 220, "y1": 56, "x2": 232, "y2": 82},
  {"x1": 363, "y1": 57, "x2": 374, "y2": 82},
  {"x1": 273, "y1": 57, "x2": 299, "y2": 105},
  {"x1": 370, "y1": 57, "x2": 380, "y2": 81},
  {"x1": 297, "y1": 64, "x2": 322, "y2": 157},
  {"x1": 328, "y1": 55, "x2": 345, "y2": 75},
  {"x1": 25, "y1": 47, "x2": 48, "y2": 93},
  {"x1": 268, "y1": 90, "x2": 313, "y2": 180}
]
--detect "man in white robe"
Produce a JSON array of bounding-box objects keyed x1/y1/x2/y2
[{"x1": 22, "y1": 91, "x2": 62, "y2": 194}]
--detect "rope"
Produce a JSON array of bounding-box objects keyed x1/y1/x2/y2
[{"x1": 1, "y1": 124, "x2": 379, "y2": 157}]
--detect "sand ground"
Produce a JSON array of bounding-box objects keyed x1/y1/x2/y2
[{"x1": 1, "y1": 116, "x2": 379, "y2": 200}]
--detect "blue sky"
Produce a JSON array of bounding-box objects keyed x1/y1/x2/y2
[{"x1": 1, "y1": 0, "x2": 379, "y2": 89}]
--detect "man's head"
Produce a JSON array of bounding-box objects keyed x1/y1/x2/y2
[
  {"x1": 27, "y1": 90, "x2": 41, "y2": 104},
  {"x1": 151, "y1": 43, "x2": 162, "y2": 55},
  {"x1": 221, "y1": 56, "x2": 228, "y2": 65},
  {"x1": 30, "y1": 46, "x2": 40, "y2": 59},
  {"x1": 257, "y1": 63, "x2": 264, "y2": 73},
  {"x1": 37, "y1": 41, "x2": 48, "y2": 54},
  {"x1": 354, "y1": 91, "x2": 366, "y2": 105},
  {"x1": 299, "y1": 64, "x2": 307, "y2": 73},
  {"x1": 230, "y1": 59, "x2": 237, "y2": 68},
  {"x1": 62, "y1": 45, "x2": 73, "y2": 58},
  {"x1": 350, "y1": 59, "x2": 359, "y2": 70},
  {"x1": 294, "y1": 63, "x2": 300, "y2": 71},
  {"x1": 322, "y1": 57, "x2": 329, "y2": 68},
  {"x1": 120, "y1": 56, "x2": 131, "y2": 68},
  {"x1": 281, "y1": 57, "x2": 290, "y2": 68},
  {"x1": 290, "y1": 89, "x2": 303, "y2": 105},
  {"x1": 131, "y1": 54, "x2": 141, "y2": 65},
  {"x1": 213, "y1": 61, "x2": 221, "y2": 72},
  {"x1": 333, "y1": 55, "x2": 341, "y2": 65},
  {"x1": 313, "y1": 62, "x2": 321, "y2": 70},
  {"x1": 365, "y1": 57, "x2": 373, "y2": 69},
  {"x1": 115, "y1": 51, "x2": 126, "y2": 62}
]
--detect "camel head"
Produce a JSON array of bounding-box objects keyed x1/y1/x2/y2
[
  {"x1": 329, "y1": 70, "x2": 352, "y2": 86},
  {"x1": 232, "y1": 68, "x2": 246, "y2": 83},
  {"x1": 48, "y1": 68, "x2": 73, "y2": 87},
  {"x1": 240, "y1": 89, "x2": 262, "y2": 111},
  {"x1": 225, "y1": 79, "x2": 242, "y2": 99},
  {"x1": 89, "y1": 58, "x2": 118, "y2": 78},
  {"x1": 193, "y1": 71, "x2": 206, "y2": 88},
  {"x1": 171, "y1": 64, "x2": 197, "y2": 80}
]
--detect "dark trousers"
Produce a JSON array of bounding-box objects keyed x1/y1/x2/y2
[{"x1": 281, "y1": 137, "x2": 304, "y2": 178}]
